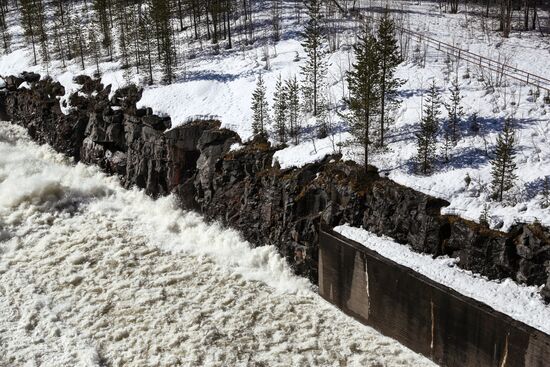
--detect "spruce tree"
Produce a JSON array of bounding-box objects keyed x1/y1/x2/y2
[
  {"x1": 20, "y1": 0, "x2": 40, "y2": 65},
  {"x1": 251, "y1": 74, "x2": 270, "y2": 137},
  {"x1": 345, "y1": 25, "x2": 381, "y2": 169},
  {"x1": 271, "y1": 0, "x2": 282, "y2": 42},
  {"x1": 139, "y1": 1, "x2": 155, "y2": 85},
  {"x1": 273, "y1": 75, "x2": 287, "y2": 144},
  {"x1": 315, "y1": 85, "x2": 329, "y2": 138},
  {"x1": 470, "y1": 112, "x2": 480, "y2": 135},
  {"x1": 445, "y1": 76, "x2": 464, "y2": 144},
  {"x1": 541, "y1": 176, "x2": 550, "y2": 209},
  {"x1": 70, "y1": 10, "x2": 88, "y2": 70},
  {"x1": 377, "y1": 8, "x2": 403, "y2": 148},
  {"x1": 286, "y1": 76, "x2": 301, "y2": 145},
  {"x1": 51, "y1": 3, "x2": 69, "y2": 68},
  {"x1": 0, "y1": 0, "x2": 11, "y2": 54},
  {"x1": 115, "y1": 0, "x2": 130, "y2": 68},
  {"x1": 88, "y1": 24, "x2": 101, "y2": 76},
  {"x1": 490, "y1": 118, "x2": 517, "y2": 202},
  {"x1": 34, "y1": 0, "x2": 49, "y2": 68},
  {"x1": 301, "y1": 0, "x2": 327, "y2": 117},
  {"x1": 151, "y1": 0, "x2": 175, "y2": 83},
  {"x1": 416, "y1": 81, "x2": 442, "y2": 174},
  {"x1": 93, "y1": 0, "x2": 113, "y2": 60},
  {"x1": 479, "y1": 204, "x2": 490, "y2": 226}
]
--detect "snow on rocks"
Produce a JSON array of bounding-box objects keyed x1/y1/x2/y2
[{"x1": 0, "y1": 1, "x2": 549, "y2": 231}]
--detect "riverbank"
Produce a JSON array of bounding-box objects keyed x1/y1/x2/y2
[
  {"x1": 0, "y1": 121, "x2": 434, "y2": 366},
  {"x1": 1, "y1": 73, "x2": 549, "y2": 302}
]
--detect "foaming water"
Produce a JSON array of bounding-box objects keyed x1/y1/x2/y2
[{"x1": 0, "y1": 121, "x2": 434, "y2": 366}]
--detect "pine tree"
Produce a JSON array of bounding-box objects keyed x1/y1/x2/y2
[
  {"x1": 88, "y1": 23, "x2": 101, "y2": 76},
  {"x1": 251, "y1": 74, "x2": 270, "y2": 137},
  {"x1": 541, "y1": 176, "x2": 550, "y2": 208},
  {"x1": 115, "y1": 0, "x2": 130, "y2": 68},
  {"x1": 286, "y1": 76, "x2": 301, "y2": 145},
  {"x1": 315, "y1": 85, "x2": 329, "y2": 138},
  {"x1": 445, "y1": 76, "x2": 464, "y2": 144},
  {"x1": 301, "y1": 0, "x2": 327, "y2": 117},
  {"x1": 273, "y1": 75, "x2": 287, "y2": 144},
  {"x1": 377, "y1": 8, "x2": 404, "y2": 148},
  {"x1": 128, "y1": 5, "x2": 142, "y2": 76},
  {"x1": 71, "y1": 10, "x2": 88, "y2": 70},
  {"x1": 271, "y1": 0, "x2": 282, "y2": 42},
  {"x1": 490, "y1": 118, "x2": 517, "y2": 202},
  {"x1": 470, "y1": 112, "x2": 480, "y2": 135},
  {"x1": 0, "y1": 0, "x2": 11, "y2": 54},
  {"x1": 54, "y1": 0, "x2": 73, "y2": 62},
  {"x1": 139, "y1": 1, "x2": 155, "y2": 85},
  {"x1": 51, "y1": 5, "x2": 67, "y2": 68},
  {"x1": 345, "y1": 25, "x2": 381, "y2": 170},
  {"x1": 442, "y1": 77, "x2": 464, "y2": 162},
  {"x1": 151, "y1": 0, "x2": 175, "y2": 83},
  {"x1": 479, "y1": 203, "x2": 490, "y2": 226},
  {"x1": 93, "y1": 0, "x2": 113, "y2": 60},
  {"x1": 416, "y1": 81, "x2": 442, "y2": 174},
  {"x1": 20, "y1": 0, "x2": 42, "y2": 65}
]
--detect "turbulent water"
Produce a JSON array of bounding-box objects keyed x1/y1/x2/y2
[{"x1": 0, "y1": 121, "x2": 434, "y2": 367}]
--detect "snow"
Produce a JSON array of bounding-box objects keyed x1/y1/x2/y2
[
  {"x1": 273, "y1": 133, "x2": 344, "y2": 168},
  {"x1": 334, "y1": 224, "x2": 550, "y2": 335},
  {"x1": 0, "y1": 1, "x2": 549, "y2": 230},
  {"x1": 0, "y1": 121, "x2": 434, "y2": 366},
  {"x1": 137, "y1": 37, "x2": 306, "y2": 139}
]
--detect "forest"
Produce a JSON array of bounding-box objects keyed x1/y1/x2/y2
[
  {"x1": 1, "y1": 0, "x2": 549, "y2": 84},
  {"x1": 1, "y1": 0, "x2": 549, "y2": 214}
]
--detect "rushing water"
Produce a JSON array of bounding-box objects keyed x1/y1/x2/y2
[{"x1": 0, "y1": 121, "x2": 434, "y2": 366}]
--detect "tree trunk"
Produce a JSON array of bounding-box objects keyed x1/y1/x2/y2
[
  {"x1": 380, "y1": 61, "x2": 387, "y2": 147},
  {"x1": 177, "y1": 0, "x2": 184, "y2": 31},
  {"x1": 226, "y1": 1, "x2": 232, "y2": 49}
]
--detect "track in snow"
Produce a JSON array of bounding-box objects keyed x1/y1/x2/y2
[{"x1": 0, "y1": 122, "x2": 434, "y2": 366}]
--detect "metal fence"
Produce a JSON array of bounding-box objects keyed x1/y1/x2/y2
[
  {"x1": 398, "y1": 26, "x2": 550, "y2": 94},
  {"x1": 338, "y1": 3, "x2": 550, "y2": 94}
]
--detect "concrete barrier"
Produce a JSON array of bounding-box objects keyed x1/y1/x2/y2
[{"x1": 318, "y1": 228, "x2": 550, "y2": 366}]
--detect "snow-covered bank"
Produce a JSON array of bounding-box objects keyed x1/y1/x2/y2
[
  {"x1": 0, "y1": 122, "x2": 433, "y2": 366},
  {"x1": 1, "y1": 0, "x2": 549, "y2": 230},
  {"x1": 334, "y1": 224, "x2": 550, "y2": 335}
]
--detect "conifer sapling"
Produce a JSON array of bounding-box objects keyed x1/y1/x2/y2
[
  {"x1": 273, "y1": 75, "x2": 288, "y2": 144},
  {"x1": 490, "y1": 118, "x2": 517, "y2": 202},
  {"x1": 251, "y1": 74, "x2": 270, "y2": 138},
  {"x1": 416, "y1": 81, "x2": 441, "y2": 174},
  {"x1": 377, "y1": 9, "x2": 404, "y2": 148},
  {"x1": 345, "y1": 24, "x2": 381, "y2": 170}
]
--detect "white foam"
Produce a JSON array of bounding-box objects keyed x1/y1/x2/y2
[{"x1": 0, "y1": 121, "x2": 433, "y2": 366}]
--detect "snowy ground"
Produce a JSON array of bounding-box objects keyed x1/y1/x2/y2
[
  {"x1": 1, "y1": 0, "x2": 549, "y2": 230},
  {"x1": 0, "y1": 121, "x2": 434, "y2": 366},
  {"x1": 334, "y1": 224, "x2": 550, "y2": 335}
]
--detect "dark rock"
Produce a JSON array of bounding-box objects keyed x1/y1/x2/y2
[
  {"x1": 143, "y1": 115, "x2": 170, "y2": 131},
  {"x1": 21, "y1": 72, "x2": 40, "y2": 84},
  {"x1": 5, "y1": 76, "x2": 23, "y2": 91},
  {"x1": 74, "y1": 75, "x2": 91, "y2": 85},
  {"x1": 136, "y1": 108, "x2": 147, "y2": 118},
  {"x1": 2, "y1": 73, "x2": 550, "y2": 295}
]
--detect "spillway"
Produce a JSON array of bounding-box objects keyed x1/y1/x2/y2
[{"x1": 0, "y1": 121, "x2": 433, "y2": 366}]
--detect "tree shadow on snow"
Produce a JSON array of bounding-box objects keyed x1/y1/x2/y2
[
  {"x1": 176, "y1": 70, "x2": 241, "y2": 83},
  {"x1": 523, "y1": 176, "x2": 549, "y2": 201}
]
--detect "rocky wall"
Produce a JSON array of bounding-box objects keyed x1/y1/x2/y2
[{"x1": 1, "y1": 73, "x2": 549, "y2": 301}]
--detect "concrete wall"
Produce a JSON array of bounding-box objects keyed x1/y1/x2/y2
[{"x1": 318, "y1": 229, "x2": 550, "y2": 367}]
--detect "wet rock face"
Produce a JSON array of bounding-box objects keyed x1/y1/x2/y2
[{"x1": 1, "y1": 73, "x2": 550, "y2": 301}]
